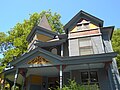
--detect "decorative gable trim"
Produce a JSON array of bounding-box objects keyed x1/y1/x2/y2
[{"x1": 28, "y1": 56, "x2": 51, "y2": 65}]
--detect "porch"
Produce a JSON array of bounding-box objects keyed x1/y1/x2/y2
[{"x1": 4, "y1": 63, "x2": 110, "y2": 90}]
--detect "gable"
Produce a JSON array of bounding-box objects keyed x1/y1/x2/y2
[
  {"x1": 10, "y1": 48, "x2": 62, "y2": 68},
  {"x1": 28, "y1": 56, "x2": 51, "y2": 65},
  {"x1": 64, "y1": 10, "x2": 103, "y2": 33}
]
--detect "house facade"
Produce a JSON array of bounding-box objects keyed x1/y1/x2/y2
[{"x1": 2, "y1": 10, "x2": 120, "y2": 90}]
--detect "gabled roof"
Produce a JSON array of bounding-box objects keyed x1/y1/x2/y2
[
  {"x1": 26, "y1": 15, "x2": 57, "y2": 43},
  {"x1": 64, "y1": 10, "x2": 104, "y2": 32},
  {"x1": 26, "y1": 26, "x2": 57, "y2": 43},
  {"x1": 100, "y1": 26, "x2": 114, "y2": 40},
  {"x1": 10, "y1": 47, "x2": 62, "y2": 66}
]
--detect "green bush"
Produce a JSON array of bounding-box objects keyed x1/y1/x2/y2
[{"x1": 53, "y1": 80, "x2": 99, "y2": 90}]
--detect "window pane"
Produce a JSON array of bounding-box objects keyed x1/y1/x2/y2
[
  {"x1": 81, "y1": 72, "x2": 89, "y2": 83},
  {"x1": 79, "y1": 37, "x2": 92, "y2": 47},
  {"x1": 79, "y1": 37, "x2": 93, "y2": 55},
  {"x1": 90, "y1": 71, "x2": 98, "y2": 82},
  {"x1": 51, "y1": 48, "x2": 57, "y2": 55},
  {"x1": 80, "y1": 46, "x2": 93, "y2": 55}
]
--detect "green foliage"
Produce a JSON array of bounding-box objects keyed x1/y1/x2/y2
[
  {"x1": 0, "y1": 32, "x2": 7, "y2": 43},
  {"x1": 0, "y1": 10, "x2": 63, "y2": 72},
  {"x1": 112, "y1": 28, "x2": 120, "y2": 69},
  {"x1": 53, "y1": 80, "x2": 99, "y2": 90}
]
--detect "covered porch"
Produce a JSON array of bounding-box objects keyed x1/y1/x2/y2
[
  {"x1": 4, "y1": 62, "x2": 111, "y2": 90},
  {"x1": 3, "y1": 47, "x2": 117, "y2": 90}
]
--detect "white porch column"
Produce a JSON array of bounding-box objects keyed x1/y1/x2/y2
[
  {"x1": 61, "y1": 44, "x2": 63, "y2": 57},
  {"x1": 60, "y1": 65, "x2": 63, "y2": 90},
  {"x1": 13, "y1": 69, "x2": 19, "y2": 90}
]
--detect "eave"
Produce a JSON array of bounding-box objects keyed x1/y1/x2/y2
[
  {"x1": 10, "y1": 47, "x2": 62, "y2": 66},
  {"x1": 35, "y1": 39, "x2": 66, "y2": 47},
  {"x1": 62, "y1": 52, "x2": 117, "y2": 65},
  {"x1": 100, "y1": 26, "x2": 114, "y2": 40}
]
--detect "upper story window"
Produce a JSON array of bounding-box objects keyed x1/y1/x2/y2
[
  {"x1": 77, "y1": 21, "x2": 90, "y2": 31},
  {"x1": 79, "y1": 37, "x2": 93, "y2": 55}
]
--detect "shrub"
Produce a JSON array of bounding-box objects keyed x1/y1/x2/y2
[{"x1": 53, "y1": 80, "x2": 99, "y2": 90}]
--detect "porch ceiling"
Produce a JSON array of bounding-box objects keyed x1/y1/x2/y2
[
  {"x1": 26, "y1": 66, "x2": 59, "y2": 77},
  {"x1": 5, "y1": 63, "x2": 105, "y2": 85},
  {"x1": 64, "y1": 63, "x2": 105, "y2": 72},
  {"x1": 26, "y1": 63, "x2": 105, "y2": 77}
]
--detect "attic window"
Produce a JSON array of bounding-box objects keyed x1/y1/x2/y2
[{"x1": 77, "y1": 22, "x2": 90, "y2": 31}]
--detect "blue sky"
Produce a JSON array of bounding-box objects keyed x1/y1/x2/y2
[
  {"x1": 0, "y1": 0, "x2": 120, "y2": 33},
  {"x1": 0, "y1": 0, "x2": 120, "y2": 58}
]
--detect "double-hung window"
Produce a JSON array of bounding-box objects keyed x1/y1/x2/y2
[
  {"x1": 79, "y1": 37, "x2": 93, "y2": 55},
  {"x1": 81, "y1": 71, "x2": 98, "y2": 84}
]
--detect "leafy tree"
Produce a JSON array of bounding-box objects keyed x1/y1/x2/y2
[
  {"x1": 0, "y1": 10, "x2": 63, "y2": 72},
  {"x1": 112, "y1": 28, "x2": 120, "y2": 69}
]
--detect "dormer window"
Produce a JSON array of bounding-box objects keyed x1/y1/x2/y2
[{"x1": 77, "y1": 21, "x2": 90, "y2": 31}]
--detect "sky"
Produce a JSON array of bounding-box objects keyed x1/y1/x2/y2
[
  {"x1": 0, "y1": 0, "x2": 120, "y2": 33},
  {"x1": 0, "y1": 0, "x2": 120, "y2": 58}
]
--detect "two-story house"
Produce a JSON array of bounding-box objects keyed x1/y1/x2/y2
[{"x1": 2, "y1": 10, "x2": 120, "y2": 90}]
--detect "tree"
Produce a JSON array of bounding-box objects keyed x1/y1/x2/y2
[
  {"x1": 112, "y1": 28, "x2": 120, "y2": 69},
  {"x1": 0, "y1": 10, "x2": 63, "y2": 72}
]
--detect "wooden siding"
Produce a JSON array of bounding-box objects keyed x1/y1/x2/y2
[
  {"x1": 69, "y1": 29, "x2": 99, "y2": 39},
  {"x1": 69, "y1": 39, "x2": 79, "y2": 56}
]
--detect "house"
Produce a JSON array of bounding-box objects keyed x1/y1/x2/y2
[{"x1": 2, "y1": 10, "x2": 120, "y2": 90}]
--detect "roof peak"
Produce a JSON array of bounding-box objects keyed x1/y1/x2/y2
[{"x1": 38, "y1": 15, "x2": 52, "y2": 30}]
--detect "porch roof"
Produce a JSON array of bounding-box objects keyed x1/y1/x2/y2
[{"x1": 10, "y1": 46, "x2": 117, "y2": 68}]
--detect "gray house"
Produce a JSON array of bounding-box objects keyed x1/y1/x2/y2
[{"x1": 3, "y1": 10, "x2": 120, "y2": 90}]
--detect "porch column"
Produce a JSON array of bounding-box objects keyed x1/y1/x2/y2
[
  {"x1": 20, "y1": 68, "x2": 28, "y2": 90},
  {"x1": 13, "y1": 68, "x2": 19, "y2": 90},
  {"x1": 61, "y1": 44, "x2": 63, "y2": 57},
  {"x1": 60, "y1": 65, "x2": 63, "y2": 90}
]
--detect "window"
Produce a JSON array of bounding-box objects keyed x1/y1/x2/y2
[
  {"x1": 81, "y1": 71, "x2": 98, "y2": 84},
  {"x1": 51, "y1": 48, "x2": 57, "y2": 55},
  {"x1": 81, "y1": 72, "x2": 89, "y2": 83},
  {"x1": 90, "y1": 71, "x2": 98, "y2": 82},
  {"x1": 77, "y1": 23, "x2": 90, "y2": 31},
  {"x1": 79, "y1": 37, "x2": 93, "y2": 55}
]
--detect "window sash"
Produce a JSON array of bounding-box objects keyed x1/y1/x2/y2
[
  {"x1": 79, "y1": 37, "x2": 93, "y2": 55},
  {"x1": 81, "y1": 71, "x2": 98, "y2": 84},
  {"x1": 79, "y1": 46, "x2": 93, "y2": 55}
]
